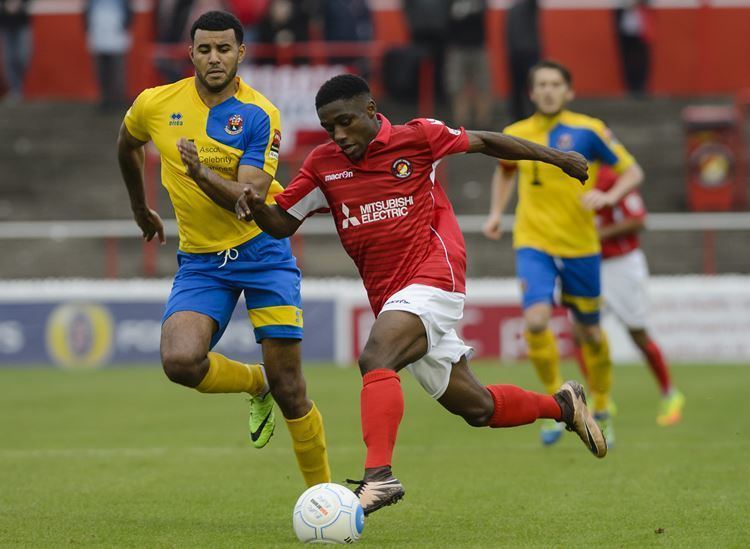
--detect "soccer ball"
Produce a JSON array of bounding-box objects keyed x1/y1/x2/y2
[{"x1": 292, "y1": 483, "x2": 365, "y2": 544}]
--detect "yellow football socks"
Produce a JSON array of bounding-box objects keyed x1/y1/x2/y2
[
  {"x1": 285, "y1": 402, "x2": 331, "y2": 487},
  {"x1": 196, "y1": 352, "x2": 266, "y2": 395},
  {"x1": 525, "y1": 328, "x2": 562, "y2": 394},
  {"x1": 582, "y1": 332, "x2": 613, "y2": 412}
]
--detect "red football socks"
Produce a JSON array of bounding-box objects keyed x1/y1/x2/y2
[
  {"x1": 361, "y1": 369, "x2": 404, "y2": 469},
  {"x1": 486, "y1": 384, "x2": 562, "y2": 428},
  {"x1": 644, "y1": 339, "x2": 671, "y2": 394}
]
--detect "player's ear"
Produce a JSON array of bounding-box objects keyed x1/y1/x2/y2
[
  {"x1": 238, "y1": 43, "x2": 246, "y2": 63},
  {"x1": 188, "y1": 45, "x2": 194, "y2": 64},
  {"x1": 566, "y1": 88, "x2": 575, "y2": 102},
  {"x1": 366, "y1": 98, "x2": 377, "y2": 118}
]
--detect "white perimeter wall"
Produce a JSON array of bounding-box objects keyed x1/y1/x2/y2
[{"x1": 1, "y1": 276, "x2": 748, "y2": 365}]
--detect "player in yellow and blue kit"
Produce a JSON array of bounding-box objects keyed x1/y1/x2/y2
[
  {"x1": 483, "y1": 61, "x2": 644, "y2": 446},
  {"x1": 116, "y1": 11, "x2": 329, "y2": 486}
]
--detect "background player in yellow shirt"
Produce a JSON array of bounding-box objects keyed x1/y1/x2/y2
[
  {"x1": 116, "y1": 11, "x2": 329, "y2": 486},
  {"x1": 483, "y1": 60, "x2": 644, "y2": 447}
]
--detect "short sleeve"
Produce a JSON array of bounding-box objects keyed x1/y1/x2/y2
[
  {"x1": 123, "y1": 88, "x2": 153, "y2": 142},
  {"x1": 274, "y1": 155, "x2": 330, "y2": 221},
  {"x1": 590, "y1": 123, "x2": 635, "y2": 174},
  {"x1": 409, "y1": 118, "x2": 470, "y2": 162},
  {"x1": 620, "y1": 191, "x2": 647, "y2": 220},
  {"x1": 240, "y1": 106, "x2": 282, "y2": 178}
]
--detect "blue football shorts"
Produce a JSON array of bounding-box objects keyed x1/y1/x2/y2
[
  {"x1": 163, "y1": 232, "x2": 303, "y2": 348},
  {"x1": 515, "y1": 247, "x2": 602, "y2": 325}
]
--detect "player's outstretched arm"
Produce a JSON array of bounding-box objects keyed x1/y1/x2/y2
[
  {"x1": 236, "y1": 188, "x2": 302, "y2": 239},
  {"x1": 117, "y1": 123, "x2": 165, "y2": 244},
  {"x1": 466, "y1": 130, "x2": 589, "y2": 184}
]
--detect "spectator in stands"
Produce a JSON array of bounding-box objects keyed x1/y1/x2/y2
[
  {"x1": 227, "y1": 0, "x2": 270, "y2": 43},
  {"x1": 256, "y1": 0, "x2": 311, "y2": 65},
  {"x1": 614, "y1": 0, "x2": 653, "y2": 96},
  {"x1": 154, "y1": 0, "x2": 195, "y2": 82},
  {"x1": 319, "y1": 0, "x2": 372, "y2": 74},
  {"x1": 445, "y1": 0, "x2": 492, "y2": 129},
  {"x1": 84, "y1": 0, "x2": 134, "y2": 111},
  {"x1": 505, "y1": 0, "x2": 540, "y2": 122},
  {"x1": 404, "y1": 0, "x2": 451, "y2": 101},
  {"x1": 0, "y1": 0, "x2": 32, "y2": 102}
]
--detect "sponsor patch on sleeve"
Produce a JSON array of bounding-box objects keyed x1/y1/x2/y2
[{"x1": 269, "y1": 129, "x2": 281, "y2": 160}]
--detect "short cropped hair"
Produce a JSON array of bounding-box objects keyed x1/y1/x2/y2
[
  {"x1": 190, "y1": 11, "x2": 244, "y2": 45},
  {"x1": 315, "y1": 74, "x2": 371, "y2": 110},
  {"x1": 528, "y1": 60, "x2": 573, "y2": 88}
]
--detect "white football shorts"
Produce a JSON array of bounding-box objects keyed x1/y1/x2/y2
[
  {"x1": 601, "y1": 249, "x2": 650, "y2": 329},
  {"x1": 380, "y1": 283, "x2": 473, "y2": 399}
]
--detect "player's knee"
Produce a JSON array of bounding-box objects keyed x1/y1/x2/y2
[
  {"x1": 525, "y1": 311, "x2": 550, "y2": 333},
  {"x1": 462, "y1": 407, "x2": 493, "y2": 428},
  {"x1": 358, "y1": 347, "x2": 390, "y2": 375},
  {"x1": 580, "y1": 325, "x2": 603, "y2": 346},
  {"x1": 461, "y1": 394, "x2": 495, "y2": 427},
  {"x1": 161, "y1": 350, "x2": 206, "y2": 388},
  {"x1": 446, "y1": 391, "x2": 494, "y2": 427}
]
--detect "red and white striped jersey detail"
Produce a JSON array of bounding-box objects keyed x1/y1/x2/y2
[{"x1": 276, "y1": 115, "x2": 469, "y2": 314}]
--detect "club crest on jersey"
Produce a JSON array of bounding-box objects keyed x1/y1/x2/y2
[
  {"x1": 391, "y1": 158, "x2": 412, "y2": 179},
  {"x1": 556, "y1": 133, "x2": 573, "y2": 150},
  {"x1": 225, "y1": 114, "x2": 244, "y2": 135}
]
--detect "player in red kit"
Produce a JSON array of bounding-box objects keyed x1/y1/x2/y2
[
  {"x1": 588, "y1": 166, "x2": 685, "y2": 426},
  {"x1": 236, "y1": 75, "x2": 607, "y2": 515}
]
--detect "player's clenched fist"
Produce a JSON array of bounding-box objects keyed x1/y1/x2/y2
[
  {"x1": 482, "y1": 214, "x2": 504, "y2": 241},
  {"x1": 559, "y1": 151, "x2": 589, "y2": 184},
  {"x1": 236, "y1": 186, "x2": 262, "y2": 221}
]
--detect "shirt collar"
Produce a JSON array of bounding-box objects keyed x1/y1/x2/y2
[
  {"x1": 532, "y1": 109, "x2": 567, "y2": 130},
  {"x1": 370, "y1": 113, "x2": 392, "y2": 147}
]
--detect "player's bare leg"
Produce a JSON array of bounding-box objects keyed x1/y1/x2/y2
[
  {"x1": 349, "y1": 310, "x2": 428, "y2": 515},
  {"x1": 160, "y1": 308, "x2": 267, "y2": 400},
  {"x1": 628, "y1": 328, "x2": 685, "y2": 425},
  {"x1": 436, "y1": 358, "x2": 606, "y2": 457},
  {"x1": 161, "y1": 311, "x2": 271, "y2": 444},
  {"x1": 262, "y1": 338, "x2": 331, "y2": 486}
]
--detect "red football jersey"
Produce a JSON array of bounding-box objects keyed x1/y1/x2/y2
[
  {"x1": 275, "y1": 114, "x2": 469, "y2": 314},
  {"x1": 595, "y1": 166, "x2": 647, "y2": 259}
]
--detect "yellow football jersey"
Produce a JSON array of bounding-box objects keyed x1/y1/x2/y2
[
  {"x1": 124, "y1": 77, "x2": 284, "y2": 253},
  {"x1": 503, "y1": 110, "x2": 635, "y2": 257}
]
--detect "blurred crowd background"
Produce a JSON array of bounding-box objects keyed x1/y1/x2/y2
[{"x1": 1, "y1": 0, "x2": 749, "y2": 280}]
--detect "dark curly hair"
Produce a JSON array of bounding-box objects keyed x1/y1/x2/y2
[
  {"x1": 315, "y1": 74, "x2": 371, "y2": 110},
  {"x1": 190, "y1": 11, "x2": 244, "y2": 45}
]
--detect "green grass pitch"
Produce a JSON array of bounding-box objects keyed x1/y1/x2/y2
[{"x1": 1, "y1": 362, "x2": 748, "y2": 547}]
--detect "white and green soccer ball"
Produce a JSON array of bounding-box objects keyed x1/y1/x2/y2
[{"x1": 293, "y1": 483, "x2": 365, "y2": 544}]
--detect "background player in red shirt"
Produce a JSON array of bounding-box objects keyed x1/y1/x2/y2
[
  {"x1": 237, "y1": 75, "x2": 607, "y2": 515},
  {"x1": 588, "y1": 166, "x2": 685, "y2": 426}
]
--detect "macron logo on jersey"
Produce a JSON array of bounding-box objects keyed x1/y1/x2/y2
[
  {"x1": 324, "y1": 170, "x2": 354, "y2": 182},
  {"x1": 340, "y1": 196, "x2": 414, "y2": 230}
]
